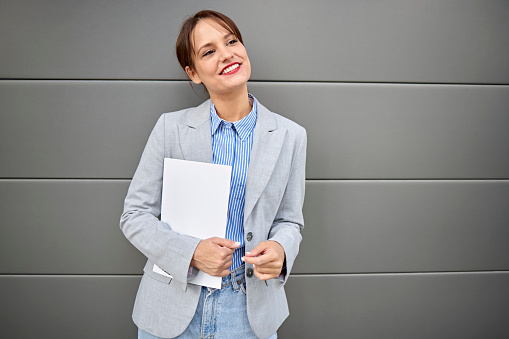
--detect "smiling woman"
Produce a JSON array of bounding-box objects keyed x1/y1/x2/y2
[
  {"x1": 184, "y1": 18, "x2": 251, "y2": 112},
  {"x1": 120, "y1": 10, "x2": 307, "y2": 339},
  {"x1": 177, "y1": 11, "x2": 252, "y2": 122}
]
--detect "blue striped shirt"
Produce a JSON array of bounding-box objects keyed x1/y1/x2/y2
[{"x1": 211, "y1": 95, "x2": 257, "y2": 270}]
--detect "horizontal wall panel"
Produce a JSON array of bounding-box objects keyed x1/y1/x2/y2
[
  {"x1": 2, "y1": 180, "x2": 508, "y2": 274},
  {"x1": 1, "y1": 0, "x2": 508, "y2": 83},
  {"x1": 2, "y1": 273, "x2": 507, "y2": 338},
  {"x1": 251, "y1": 83, "x2": 509, "y2": 179},
  {"x1": 0, "y1": 180, "x2": 146, "y2": 274},
  {"x1": 2, "y1": 81, "x2": 509, "y2": 179},
  {"x1": 0, "y1": 275, "x2": 139, "y2": 339},
  {"x1": 0, "y1": 81, "x2": 203, "y2": 179},
  {"x1": 294, "y1": 181, "x2": 509, "y2": 274},
  {"x1": 280, "y1": 272, "x2": 509, "y2": 339}
]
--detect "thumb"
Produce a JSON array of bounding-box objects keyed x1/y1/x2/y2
[{"x1": 213, "y1": 237, "x2": 240, "y2": 249}]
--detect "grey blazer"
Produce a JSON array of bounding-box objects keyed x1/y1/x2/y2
[{"x1": 120, "y1": 98, "x2": 307, "y2": 339}]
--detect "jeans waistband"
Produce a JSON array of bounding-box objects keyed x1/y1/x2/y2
[{"x1": 221, "y1": 264, "x2": 245, "y2": 287}]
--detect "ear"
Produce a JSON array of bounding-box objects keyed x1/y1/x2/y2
[{"x1": 185, "y1": 66, "x2": 202, "y2": 84}]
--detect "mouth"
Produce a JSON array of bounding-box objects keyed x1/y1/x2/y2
[{"x1": 220, "y1": 62, "x2": 240, "y2": 75}]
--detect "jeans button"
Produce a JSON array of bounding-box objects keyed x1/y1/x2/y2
[
  {"x1": 246, "y1": 268, "x2": 254, "y2": 278},
  {"x1": 246, "y1": 232, "x2": 253, "y2": 242}
]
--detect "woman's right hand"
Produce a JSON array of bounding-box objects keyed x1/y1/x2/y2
[{"x1": 190, "y1": 237, "x2": 240, "y2": 277}]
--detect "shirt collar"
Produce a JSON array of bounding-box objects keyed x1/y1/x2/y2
[{"x1": 210, "y1": 94, "x2": 257, "y2": 141}]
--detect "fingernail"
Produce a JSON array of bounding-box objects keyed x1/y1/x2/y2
[
  {"x1": 241, "y1": 257, "x2": 245, "y2": 261},
  {"x1": 235, "y1": 242, "x2": 240, "y2": 246},
  {"x1": 246, "y1": 251, "x2": 250, "y2": 255}
]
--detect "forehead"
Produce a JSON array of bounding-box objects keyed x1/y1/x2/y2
[{"x1": 192, "y1": 19, "x2": 232, "y2": 49}]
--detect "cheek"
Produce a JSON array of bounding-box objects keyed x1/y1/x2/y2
[
  {"x1": 242, "y1": 52, "x2": 251, "y2": 70},
  {"x1": 243, "y1": 58, "x2": 252, "y2": 76},
  {"x1": 202, "y1": 60, "x2": 218, "y2": 76},
  {"x1": 192, "y1": 64, "x2": 212, "y2": 82}
]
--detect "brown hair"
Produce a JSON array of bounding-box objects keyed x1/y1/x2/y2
[{"x1": 176, "y1": 10, "x2": 244, "y2": 72}]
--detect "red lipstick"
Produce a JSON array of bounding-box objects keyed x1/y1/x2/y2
[{"x1": 220, "y1": 62, "x2": 241, "y2": 75}]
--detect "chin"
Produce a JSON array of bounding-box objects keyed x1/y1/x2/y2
[{"x1": 223, "y1": 77, "x2": 250, "y2": 91}]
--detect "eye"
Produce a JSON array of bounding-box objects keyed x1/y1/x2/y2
[
  {"x1": 202, "y1": 49, "x2": 214, "y2": 57},
  {"x1": 227, "y1": 39, "x2": 238, "y2": 45}
]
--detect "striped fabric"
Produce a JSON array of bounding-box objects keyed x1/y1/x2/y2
[{"x1": 210, "y1": 94, "x2": 257, "y2": 270}]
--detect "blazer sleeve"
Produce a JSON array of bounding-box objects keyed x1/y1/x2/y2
[
  {"x1": 120, "y1": 114, "x2": 200, "y2": 287},
  {"x1": 268, "y1": 126, "x2": 307, "y2": 287}
]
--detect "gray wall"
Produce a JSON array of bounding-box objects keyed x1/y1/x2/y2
[{"x1": 1, "y1": 1, "x2": 508, "y2": 338}]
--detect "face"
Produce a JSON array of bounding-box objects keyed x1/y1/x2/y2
[{"x1": 185, "y1": 19, "x2": 251, "y2": 98}]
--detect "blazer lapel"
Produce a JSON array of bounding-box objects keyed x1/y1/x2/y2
[
  {"x1": 178, "y1": 100, "x2": 213, "y2": 163},
  {"x1": 244, "y1": 102, "x2": 286, "y2": 222},
  {"x1": 178, "y1": 99, "x2": 285, "y2": 222}
]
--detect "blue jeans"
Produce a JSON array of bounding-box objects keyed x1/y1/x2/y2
[{"x1": 138, "y1": 265, "x2": 277, "y2": 339}]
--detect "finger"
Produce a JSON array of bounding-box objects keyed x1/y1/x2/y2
[
  {"x1": 218, "y1": 268, "x2": 231, "y2": 277},
  {"x1": 241, "y1": 255, "x2": 266, "y2": 266},
  {"x1": 256, "y1": 258, "x2": 283, "y2": 269},
  {"x1": 219, "y1": 247, "x2": 236, "y2": 258},
  {"x1": 253, "y1": 267, "x2": 275, "y2": 281},
  {"x1": 244, "y1": 242, "x2": 267, "y2": 257},
  {"x1": 253, "y1": 262, "x2": 278, "y2": 273},
  {"x1": 255, "y1": 265, "x2": 279, "y2": 274},
  {"x1": 242, "y1": 251, "x2": 276, "y2": 266},
  {"x1": 222, "y1": 258, "x2": 233, "y2": 270},
  {"x1": 207, "y1": 268, "x2": 231, "y2": 277},
  {"x1": 210, "y1": 260, "x2": 232, "y2": 276},
  {"x1": 210, "y1": 260, "x2": 232, "y2": 274},
  {"x1": 213, "y1": 237, "x2": 241, "y2": 249}
]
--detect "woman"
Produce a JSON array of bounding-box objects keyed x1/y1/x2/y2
[{"x1": 120, "y1": 10, "x2": 306, "y2": 339}]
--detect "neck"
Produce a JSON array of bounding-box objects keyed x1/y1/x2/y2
[{"x1": 210, "y1": 85, "x2": 251, "y2": 122}]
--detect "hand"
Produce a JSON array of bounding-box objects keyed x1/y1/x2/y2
[
  {"x1": 242, "y1": 241, "x2": 285, "y2": 281},
  {"x1": 191, "y1": 237, "x2": 240, "y2": 277}
]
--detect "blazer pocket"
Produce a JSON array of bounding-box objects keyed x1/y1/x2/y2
[{"x1": 143, "y1": 264, "x2": 173, "y2": 284}]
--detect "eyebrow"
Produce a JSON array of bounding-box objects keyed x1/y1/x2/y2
[{"x1": 196, "y1": 33, "x2": 234, "y2": 54}]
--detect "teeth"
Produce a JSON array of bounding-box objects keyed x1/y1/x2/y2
[{"x1": 222, "y1": 63, "x2": 239, "y2": 74}]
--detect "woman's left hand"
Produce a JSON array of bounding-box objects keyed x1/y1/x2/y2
[{"x1": 241, "y1": 241, "x2": 285, "y2": 281}]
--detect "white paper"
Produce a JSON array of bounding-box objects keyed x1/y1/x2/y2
[
  {"x1": 153, "y1": 264, "x2": 173, "y2": 278},
  {"x1": 156, "y1": 158, "x2": 232, "y2": 289}
]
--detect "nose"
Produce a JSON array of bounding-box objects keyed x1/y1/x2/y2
[{"x1": 218, "y1": 46, "x2": 234, "y2": 62}]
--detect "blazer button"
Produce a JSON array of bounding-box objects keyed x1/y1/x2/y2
[
  {"x1": 246, "y1": 268, "x2": 254, "y2": 278},
  {"x1": 246, "y1": 232, "x2": 253, "y2": 242}
]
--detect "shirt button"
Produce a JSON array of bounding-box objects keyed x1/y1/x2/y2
[
  {"x1": 246, "y1": 268, "x2": 254, "y2": 278},
  {"x1": 246, "y1": 232, "x2": 253, "y2": 242}
]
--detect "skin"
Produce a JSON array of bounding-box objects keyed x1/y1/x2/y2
[
  {"x1": 186, "y1": 19, "x2": 285, "y2": 281},
  {"x1": 185, "y1": 18, "x2": 252, "y2": 122},
  {"x1": 242, "y1": 241, "x2": 285, "y2": 281}
]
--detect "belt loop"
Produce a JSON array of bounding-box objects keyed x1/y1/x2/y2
[{"x1": 232, "y1": 269, "x2": 240, "y2": 292}]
